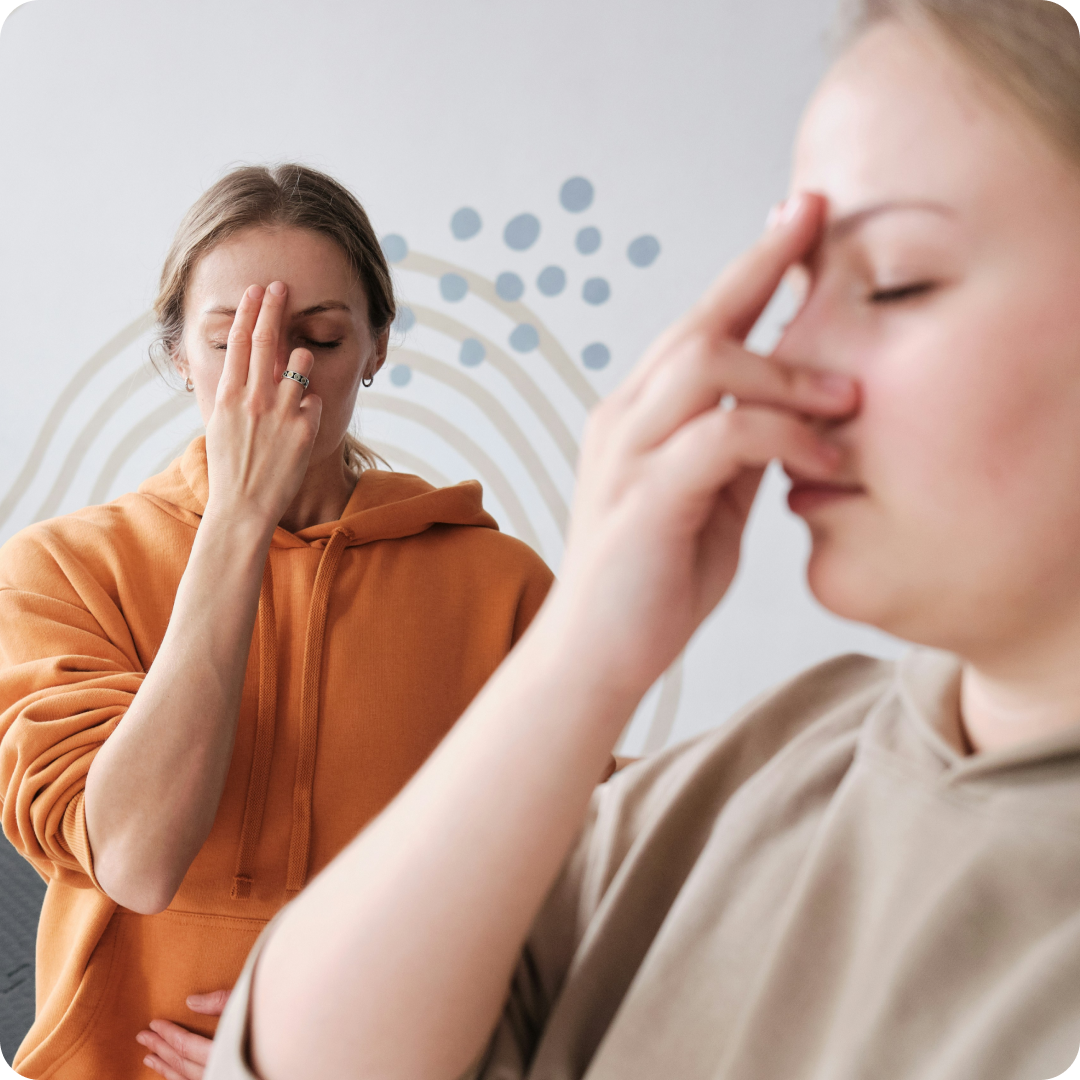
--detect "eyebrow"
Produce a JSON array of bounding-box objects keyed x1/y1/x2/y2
[
  {"x1": 826, "y1": 200, "x2": 957, "y2": 242},
  {"x1": 203, "y1": 301, "x2": 352, "y2": 317}
]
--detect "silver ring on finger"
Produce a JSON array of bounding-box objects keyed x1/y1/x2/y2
[{"x1": 282, "y1": 370, "x2": 310, "y2": 389}]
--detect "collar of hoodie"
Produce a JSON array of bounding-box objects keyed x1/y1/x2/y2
[{"x1": 135, "y1": 437, "x2": 500, "y2": 900}]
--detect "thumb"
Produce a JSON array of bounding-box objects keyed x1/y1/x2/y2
[{"x1": 187, "y1": 989, "x2": 231, "y2": 1016}]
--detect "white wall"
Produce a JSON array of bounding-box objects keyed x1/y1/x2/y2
[{"x1": 0, "y1": 0, "x2": 904, "y2": 754}]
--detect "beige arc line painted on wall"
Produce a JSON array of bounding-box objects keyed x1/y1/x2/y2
[
  {"x1": 391, "y1": 348, "x2": 569, "y2": 533},
  {"x1": 88, "y1": 394, "x2": 198, "y2": 506},
  {"x1": 408, "y1": 304, "x2": 581, "y2": 470},
  {"x1": 362, "y1": 391, "x2": 542, "y2": 552},
  {"x1": 0, "y1": 311, "x2": 155, "y2": 531},
  {"x1": 0, "y1": 255, "x2": 682, "y2": 752}
]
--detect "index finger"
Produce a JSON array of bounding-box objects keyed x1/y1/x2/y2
[
  {"x1": 693, "y1": 192, "x2": 825, "y2": 343},
  {"x1": 148, "y1": 1019, "x2": 213, "y2": 1067},
  {"x1": 248, "y1": 280, "x2": 289, "y2": 389},
  {"x1": 618, "y1": 193, "x2": 826, "y2": 405},
  {"x1": 218, "y1": 284, "x2": 266, "y2": 395}
]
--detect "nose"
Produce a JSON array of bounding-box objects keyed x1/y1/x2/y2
[{"x1": 771, "y1": 278, "x2": 854, "y2": 382}]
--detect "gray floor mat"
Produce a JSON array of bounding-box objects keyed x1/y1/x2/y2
[{"x1": 0, "y1": 832, "x2": 46, "y2": 1066}]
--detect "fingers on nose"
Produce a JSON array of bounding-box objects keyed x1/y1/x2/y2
[{"x1": 695, "y1": 193, "x2": 826, "y2": 342}]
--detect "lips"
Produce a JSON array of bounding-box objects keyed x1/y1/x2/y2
[{"x1": 786, "y1": 478, "x2": 865, "y2": 516}]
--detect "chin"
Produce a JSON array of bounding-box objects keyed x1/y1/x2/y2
[{"x1": 805, "y1": 536, "x2": 922, "y2": 641}]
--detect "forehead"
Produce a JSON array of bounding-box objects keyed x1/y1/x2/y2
[
  {"x1": 188, "y1": 226, "x2": 362, "y2": 311},
  {"x1": 792, "y1": 21, "x2": 1071, "y2": 225}
]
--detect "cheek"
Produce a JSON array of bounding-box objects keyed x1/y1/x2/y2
[
  {"x1": 310, "y1": 348, "x2": 364, "y2": 425},
  {"x1": 181, "y1": 340, "x2": 225, "y2": 421},
  {"x1": 856, "y1": 307, "x2": 1070, "y2": 514}
]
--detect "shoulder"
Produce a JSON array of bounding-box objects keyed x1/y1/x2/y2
[
  {"x1": 617, "y1": 653, "x2": 893, "y2": 807},
  {"x1": 0, "y1": 493, "x2": 170, "y2": 595},
  {"x1": 426, "y1": 524, "x2": 555, "y2": 590},
  {"x1": 583, "y1": 655, "x2": 895, "y2": 890}
]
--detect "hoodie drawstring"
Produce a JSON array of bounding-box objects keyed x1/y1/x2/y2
[
  {"x1": 231, "y1": 559, "x2": 278, "y2": 900},
  {"x1": 231, "y1": 528, "x2": 351, "y2": 900},
  {"x1": 285, "y1": 526, "x2": 350, "y2": 894}
]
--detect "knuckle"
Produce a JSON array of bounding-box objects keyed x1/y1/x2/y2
[
  {"x1": 718, "y1": 408, "x2": 748, "y2": 438},
  {"x1": 250, "y1": 328, "x2": 276, "y2": 347},
  {"x1": 586, "y1": 403, "x2": 616, "y2": 442}
]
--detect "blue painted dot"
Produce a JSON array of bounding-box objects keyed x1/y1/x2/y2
[
  {"x1": 451, "y1": 207, "x2": 482, "y2": 240},
  {"x1": 536, "y1": 266, "x2": 566, "y2": 297},
  {"x1": 496, "y1": 272, "x2": 525, "y2": 302},
  {"x1": 628, "y1": 235, "x2": 661, "y2": 268},
  {"x1": 381, "y1": 234, "x2": 408, "y2": 263},
  {"x1": 560, "y1": 177, "x2": 594, "y2": 213},
  {"x1": 576, "y1": 227, "x2": 601, "y2": 255},
  {"x1": 582, "y1": 278, "x2": 611, "y2": 305},
  {"x1": 440, "y1": 273, "x2": 469, "y2": 302},
  {"x1": 460, "y1": 338, "x2": 486, "y2": 367},
  {"x1": 390, "y1": 365, "x2": 412, "y2": 387},
  {"x1": 393, "y1": 306, "x2": 416, "y2": 334},
  {"x1": 582, "y1": 343, "x2": 611, "y2": 370},
  {"x1": 504, "y1": 214, "x2": 541, "y2": 251},
  {"x1": 510, "y1": 324, "x2": 540, "y2": 352}
]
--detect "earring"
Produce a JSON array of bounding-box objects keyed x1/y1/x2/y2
[
  {"x1": 362, "y1": 374, "x2": 374, "y2": 388},
  {"x1": 184, "y1": 377, "x2": 194, "y2": 393}
]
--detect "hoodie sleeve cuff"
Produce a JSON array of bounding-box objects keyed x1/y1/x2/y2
[{"x1": 60, "y1": 792, "x2": 104, "y2": 891}]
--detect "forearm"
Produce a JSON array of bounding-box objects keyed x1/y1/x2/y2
[
  {"x1": 250, "y1": 602, "x2": 640, "y2": 1080},
  {"x1": 85, "y1": 512, "x2": 272, "y2": 913}
]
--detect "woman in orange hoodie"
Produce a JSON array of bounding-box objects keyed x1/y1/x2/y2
[{"x1": 0, "y1": 163, "x2": 553, "y2": 1080}]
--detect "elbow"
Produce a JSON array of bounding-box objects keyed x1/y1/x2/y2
[
  {"x1": 119, "y1": 889, "x2": 175, "y2": 917},
  {"x1": 95, "y1": 850, "x2": 181, "y2": 915},
  {"x1": 105, "y1": 875, "x2": 178, "y2": 915}
]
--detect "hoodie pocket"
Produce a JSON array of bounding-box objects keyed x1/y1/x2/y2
[{"x1": 34, "y1": 908, "x2": 267, "y2": 1080}]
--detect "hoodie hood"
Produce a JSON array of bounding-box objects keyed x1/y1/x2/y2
[
  {"x1": 138, "y1": 436, "x2": 500, "y2": 547},
  {"x1": 138, "y1": 437, "x2": 501, "y2": 899}
]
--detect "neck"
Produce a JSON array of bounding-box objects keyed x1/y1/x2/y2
[
  {"x1": 278, "y1": 442, "x2": 357, "y2": 534},
  {"x1": 961, "y1": 623, "x2": 1080, "y2": 753}
]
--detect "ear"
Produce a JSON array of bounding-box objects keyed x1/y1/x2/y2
[
  {"x1": 369, "y1": 327, "x2": 390, "y2": 377},
  {"x1": 172, "y1": 346, "x2": 190, "y2": 382}
]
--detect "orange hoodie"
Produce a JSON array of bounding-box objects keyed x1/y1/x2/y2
[{"x1": 0, "y1": 437, "x2": 553, "y2": 1080}]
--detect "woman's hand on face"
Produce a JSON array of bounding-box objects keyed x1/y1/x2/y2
[
  {"x1": 548, "y1": 194, "x2": 858, "y2": 700},
  {"x1": 136, "y1": 990, "x2": 230, "y2": 1080},
  {"x1": 203, "y1": 281, "x2": 323, "y2": 532}
]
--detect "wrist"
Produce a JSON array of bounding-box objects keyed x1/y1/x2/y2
[
  {"x1": 199, "y1": 501, "x2": 277, "y2": 546},
  {"x1": 195, "y1": 505, "x2": 276, "y2": 565},
  {"x1": 513, "y1": 598, "x2": 648, "y2": 732}
]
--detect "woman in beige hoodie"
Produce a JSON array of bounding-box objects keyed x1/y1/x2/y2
[{"x1": 208, "y1": 3, "x2": 1080, "y2": 1079}]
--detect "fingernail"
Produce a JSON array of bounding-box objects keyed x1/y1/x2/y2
[
  {"x1": 268, "y1": 281, "x2": 286, "y2": 296},
  {"x1": 766, "y1": 201, "x2": 788, "y2": 230},
  {"x1": 136, "y1": 1034, "x2": 147, "y2": 1046},
  {"x1": 779, "y1": 194, "x2": 805, "y2": 227},
  {"x1": 246, "y1": 284, "x2": 264, "y2": 300}
]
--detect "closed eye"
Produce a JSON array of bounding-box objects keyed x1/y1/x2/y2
[
  {"x1": 869, "y1": 282, "x2": 936, "y2": 305},
  {"x1": 210, "y1": 339, "x2": 344, "y2": 351}
]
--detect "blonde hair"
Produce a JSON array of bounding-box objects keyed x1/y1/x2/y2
[
  {"x1": 152, "y1": 163, "x2": 395, "y2": 474},
  {"x1": 838, "y1": 0, "x2": 1080, "y2": 167}
]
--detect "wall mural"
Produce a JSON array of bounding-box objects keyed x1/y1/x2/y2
[{"x1": 0, "y1": 176, "x2": 681, "y2": 756}]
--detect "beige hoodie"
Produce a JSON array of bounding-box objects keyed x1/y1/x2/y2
[{"x1": 208, "y1": 650, "x2": 1080, "y2": 1080}]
